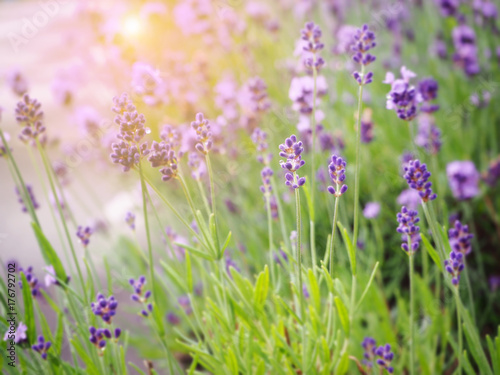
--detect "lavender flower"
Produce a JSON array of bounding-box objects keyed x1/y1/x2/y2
[
  {"x1": 384, "y1": 66, "x2": 421, "y2": 121},
  {"x1": 188, "y1": 152, "x2": 206, "y2": 181},
  {"x1": 167, "y1": 312, "x2": 181, "y2": 325},
  {"x1": 396, "y1": 206, "x2": 421, "y2": 253},
  {"x1": 326, "y1": 155, "x2": 348, "y2": 197},
  {"x1": 148, "y1": 141, "x2": 179, "y2": 182},
  {"x1": 131, "y1": 62, "x2": 166, "y2": 106},
  {"x1": 360, "y1": 108, "x2": 374, "y2": 143},
  {"x1": 15, "y1": 95, "x2": 45, "y2": 145},
  {"x1": 374, "y1": 344, "x2": 395, "y2": 373},
  {"x1": 125, "y1": 212, "x2": 136, "y2": 230},
  {"x1": 5, "y1": 69, "x2": 28, "y2": 96},
  {"x1": 302, "y1": 285, "x2": 310, "y2": 299},
  {"x1": 3, "y1": 322, "x2": 27, "y2": 344},
  {"x1": 178, "y1": 295, "x2": 193, "y2": 315},
  {"x1": 19, "y1": 266, "x2": 39, "y2": 297},
  {"x1": 418, "y1": 78, "x2": 440, "y2": 113},
  {"x1": 452, "y1": 24, "x2": 480, "y2": 76},
  {"x1": 489, "y1": 276, "x2": 500, "y2": 292},
  {"x1": 252, "y1": 128, "x2": 272, "y2": 164},
  {"x1": 363, "y1": 202, "x2": 381, "y2": 219},
  {"x1": 260, "y1": 167, "x2": 273, "y2": 196},
  {"x1": 110, "y1": 141, "x2": 150, "y2": 172},
  {"x1": 89, "y1": 326, "x2": 121, "y2": 352},
  {"x1": 130, "y1": 276, "x2": 153, "y2": 317},
  {"x1": 91, "y1": 294, "x2": 118, "y2": 324},
  {"x1": 449, "y1": 220, "x2": 474, "y2": 256},
  {"x1": 76, "y1": 226, "x2": 93, "y2": 247},
  {"x1": 351, "y1": 24, "x2": 377, "y2": 85},
  {"x1": 32, "y1": 335, "x2": 51, "y2": 360},
  {"x1": 301, "y1": 22, "x2": 325, "y2": 71},
  {"x1": 279, "y1": 135, "x2": 306, "y2": 189},
  {"x1": 483, "y1": 156, "x2": 500, "y2": 186},
  {"x1": 15, "y1": 185, "x2": 39, "y2": 213},
  {"x1": 445, "y1": 251, "x2": 465, "y2": 286},
  {"x1": 415, "y1": 115, "x2": 442, "y2": 155},
  {"x1": 160, "y1": 125, "x2": 182, "y2": 151},
  {"x1": 225, "y1": 255, "x2": 240, "y2": 277},
  {"x1": 446, "y1": 161, "x2": 480, "y2": 200},
  {"x1": 404, "y1": 160, "x2": 437, "y2": 202},
  {"x1": 361, "y1": 337, "x2": 377, "y2": 368},
  {"x1": 191, "y1": 113, "x2": 212, "y2": 154},
  {"x1": 239, "y1": 77, "x2": 271, "y2": 128},
  {"x1": 289, "y1": 75, "x2": 327, "y2": 131},
  {"x1": 274, "y1": 249, "x2": 289, "y2": 266},
  {"x1": 0, "y1": 132, "x2": 11, "y2": 158},
  {"x1": 397, "y1": 189, "x2": 421, "y2": 210},
  {"x1": 434, "y1": 0, "x2": 459, "y2": 17}
]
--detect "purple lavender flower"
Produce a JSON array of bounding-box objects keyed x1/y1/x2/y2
[
  {"x1": 415, "y1": 115, "x2": 442, "y2": 155},
  {"x1": 363, "y1": 202, "x2": 381, "y2": 219},
  {"x1": 3, "y1": 322, "x2": 27, "y2": 344},
  {"x1": 110, "y1": 140, "x2": 150, "y2": 172},
  {"x1": 274, "y1": 249, "x2": 289, "y2": 266},
  {"x1": 434, "y1": 0, "x2": 459, "y2": 17},
  {"x1": 360, "y1": 109, "x2": 374, "y2": 143},
  {"x1": 361, "y1": 337, "x2": 377, "y2": 368},
  {"x1": 396, "y1": 206, "x2": 421, "y2": 253},
  {"x1": 76, "y1": 226, "x2": 93, "y2": 247},
  {"x1": 32, "y1": 335, "x2": 51, "y2": 360},
  {"x1": 449, "y1": 220, "x2": 474, "y2": 255},
  {"x1": 289, "y1": 75, "x2": 327, "y2": 131},
  {"x1": 125, "y1": 212, "x2": 136, "y2": 230},
  {"x1": 397, "y1": 189, "x2": 421, "y2": 210},
  {"x1": 148, "y1": 141, "x2": 179, "y2": 182},
  {"x1": 351, "y1": 24, "x2": 377, "y2": 85},
  {"x1": 418, "y1": 78, "x2": 440, "y2": 113},
  {"x1": 131, "y1": 62, "x2": 166, "y2": 106},
  {"x1": 91, "y1": 294, "x2": 118, "y2": 324},
  {"x1": 191, "y1": 113, "x2": 213, "y2": 154},
  {"x1": 167, "y1": 312, "x2": 181, "y2": 325},
  {"x1": 302, "y1": 285, "x2": 310, "y2": 299},
  {"x1": 445, "y1": 251, "x2": 465, "y2": 286},
  {"x1": 239, "y1": 77, "x2": 271, "y2": 129},
  {"x1": 260, "y1": 167, "x2": 273, "y2": 196},
  {"x1": 130, "y1": 276, "x2": 153, "y2": 317},
  {"x1": 374, "y1": 344, "x2": 395, "y2": 373},
  {"x1": 279, "y1": 135, "x2": 306, "y2": 189},
  {"x1": 483, "y1": 156, "x2": 500, "y2": 186},
  {"x1": 446, "y1": 161, "x2": 480, "y2": 200},
  {"x1": 15, "y1": 95, "x2": 46, "y2": 145},
  {"x1": 326, "y1": 155, "x2": 348, "y2": 197},
  {"x1": 452, "y1": 24, "x2": 480, "y2": 76},
  {"x1": 404, "y1": 160, "x2": 437, "y2": 202},
  {"x1": 301, "y1": 22, "x2": 325, "y2": 71},
  {"x1": 0, "y1": 131, "x2": 11, "y2": 158},
  {"x1": 15, "y1": 185, "x2": 39, "y2": 213},
  {"x1": 252, "y1": 128, "x2": 272, "y2": 164},
  {"x1": 5, "y1": 69, "x2": 28, "y2": 96},
  {"x1": 384, "y1": 66, "x2": 421, "y2": 121},
  {"x1": 225, "y1": 199, "x2": 239, "y2": 214},
  {"x1": 489, "y1": 276, "x2": 500, "y2": 292},
  {"x1": 188, "y1": 152, "x2": 206, "y2": 181},
  {"x1": 160, "y1": 124, "x2": 182, "y2": 151},
  {"x1": 178, "y1": 295, "x2": 192, "y2": 315},
  {"x1": 89, "y1": 326, "x2": 121, "y2": 352},
  {"x1": 19, "y1": 266, "x2": 39, "y2": 297}
]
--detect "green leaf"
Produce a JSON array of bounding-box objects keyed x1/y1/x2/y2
[
  {"x1": 253, "y1": 266, "x2": 269, "y2": 311},
  {"x1": 275, "y1": 296, "x2": 302, "y2": 324},
  {"x1": 421, "y1": 234, "x2": 444, "y2": 272},
  {"x1": 225, "y1": 347, "x2": 239, "y2": 375},
  {"x1": 307, "y1": 269, "x2": 321, "y2": 313},
  {"x1": 103, "y1": 257, "x2": 113, "y2": 295},
  {"x1": 335, "y1": 350, "x2": 350, "y2": 375},
  {"x1": 186, "y1": 251, "x2": 193, "y2": 293},
  {"x1": 31, "y1": 222, "x2": 68, "y2": 287},
  {"x1": 129, "y1": 363, "x2": 147, "y2": 375},
  {"x1": 337, "y1": 222, "x2": 356, "y2": 275},
  {"x1": 160, "y1": 261, "x2": 188, "y2": 293},
  {"x1": 21, "y1": 272, "x2": 36, "y2": 345},
  {"x1": 71, "y1": 339, "x2": 99, "y2": 375},
  {"x1": 334, "y1": 296, "x2": 350, "y2": 335},
  {"x1": 220, "y1": 231, "x2": 232, "y2": 258},
  {"x1": 486, "y1": 335, "x2": 499, "y2": 375},
  {"x1": 355, "y1": 262, "x2": 379, "y2": 311},
  {"x1": 175, "y1": 242, "x2": 215, "y2": 261},
  {"x1": 54, "y1": 313, "x2": 64, "y2": 356},
  {"x1": 461, "y1": 306, "x2": 493, "y2": 375}
]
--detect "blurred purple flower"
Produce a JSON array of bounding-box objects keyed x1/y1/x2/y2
[
  {"x1": 15, "y1": 185, "x2": 39, "y2": 213},
  {"x1": 445, "y1": 250, "x2": 465, "y2": 286},
  {"x1": 446, "y1": 160, "x2": 480, "y2": 200},
  {"x1": 5, "y1": 69, "x2": 28, "y2": 96},
  {"x1": 76, "y1": 226, "x2": 93, "y2": 247},
  {"x1": 351, "y1": 24, "x2": 377, "y2": 85},
  {"x1": 384, "y1": 66, "x2": 421, "y2": 121},
  {"x1": 483, "y1": 156, "x2": 500, "y2": 186},
  {"x1": 397, "y1": 206, "x2": 421, "y2": 253},
  {"x1": 404, "y1": 159, "x2": 437, "y2": 202},
  {"x1": 452, "y1": 24, "x2": 480, "y2": 76},
  {"x1": 415, "y1": 114, "x2": 442, "y2": 155},
  {"x1": 125, "y1": 212, "x2": 136, "y2": 230},
  {"x1": 131, "y1": 62, "x2": 167, "y2": 106},
  {"x1": 363, "y1": 202, "x2": 381, "y2": 219},
  {"x1": 397, "y1": 189, "x2": 421, "y2": 210},
  {"x1": 3, "y1": 322, "x2": 27, "y2": 344},
  {"x1": 327, "y1": 155, "x2": 348, "y2": 197},
  {"x1": 449, "y1": 220, "x2": 474, "y2": 255}
]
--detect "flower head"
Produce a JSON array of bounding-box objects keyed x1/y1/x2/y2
[
  {"x1": 375, "y1": 344, "x2": 395, "y2": 373},
  {"x1": 15, "y1": 95, "x2": 46, "y2": 145},
  {"x1": 148, "y1": 141, "x2": 178, "y2": 182},
  {"x1": 418, "y1": 78, "x2": 440, "y2": 113},
  {"x1": 130, "y1": 276, "x2": 153, "y2": 317},
  {"x1": 360, "y1": 108, "x2": 374, "y2": 143},
  {"x1": 384, "y1": 66, "x2": 421, "y2": 121},
  {"x1": 449, "y1": 220, "x2": 473, "y2": 256},
  {"x1": 279, "y1": 135, "x2": 306, "y2": 189},
  {"x1": 351, "y1": 24, "x2": 377, "y2": 85},
  {"x1": 191, "y1": 113, "x2": 212, "y2": 154},
  {"x1": 0, "y1": 132, "x2": 11, "y2": 158},
  {"x1": 91, "y1": 294, "x2": 118, "y2": 324},
  {"x1": 112, "y1": 93, "x2": 149, "y2": 143},
  {"x1": 404, "y1": 159, "x2": 437, "y2": 202},
  {"x1": 396, "y1": 206, "x2": 421, "y2": 253},
  {"x1": 252, "y1": 128, "x2": 272, "y2": 164},
  {"x1": 76, "y1": 226, "x2": 93, "y2": 247},
  {"x1": 301, "y1": 22, "x2": 325, "y2": 71},
  {"x1": 361, "y1": 337, "x2": 377, "y2": 368},
  {"x1": 446, "y1": 160, "x2": 480, "y2": 200},
  {"x1": 125, "y1": 212, "x2": 136, "y2": 230},
  {"x1": 89, "y1": 326, "x2": 121, "y2": 353},
  {"x1": 32, "y1": 335, "x2": 51, "y2": 360},
  {"x1": 260, "y1": 167, "x2": 273, "y2": 196},
  {"x1": 3, "y1": 322, "x2": 27, "y2": 344},
  {"x1": 483, "y1": 156, "x2": 500, "y2": 186},
  {"x1": 363, "y1": 202, "x2": 381, "y2": 219},
  {"x1": 19, "y1": 266, "x2": 39, "y2": 297},
  {"x1": 326, "y1": 155, "x2": 348, "y2": 197},
  {"x1": 445, "y1": 251, "x2": 465, "y2": 286},
  {"x1": 415, "y1": 115, "x2": 442, "y2": 155},
  {"x1": 15, "y1": 185, "x2": 39, "y2": 213}
]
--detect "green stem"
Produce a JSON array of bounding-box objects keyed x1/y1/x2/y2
[
  {"x1": 38, "y1": 142, "x2": 87, "y2": 303},
  {"x1": 265, "y1": 194, "x2": 276, "y2": 288},
  {"x1": 454, "y1": 289, "x2": 463, "y2": 375},
  {"x1": 421, "y1": 201, "x2": 444, "y2": 259},
  {"x1": 205, "y1": 154, "x2": 220, "y2": 251},
  {"x1": 270, "y1": 175, "x2": 290, "y2": 251},
  {"x1": 352, "y1": 65, "x2": 365, "y2": 249},
  {"x1": 294, "y1": 180, "x2": 305, "y2": 320},
  {"x1": 196, "y1": 178, "x2": 212, "y2": 217},
  {"x1": 329, "y1": 193, "x2": 340, "y2": 274},
  {"x1": 310, "y1": 63, "x2": 318, "y2": 272},
  {"x1": 409, "y1": 253, "x2": 415, "y2": 375}
]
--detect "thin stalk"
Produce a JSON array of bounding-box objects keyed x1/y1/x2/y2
[
  {"x1": 329, "y1": 192, "x2": 340, "y2": 274},
  {"x1": 294, "y1": 180, "x2": 305, "y2": 319},
  {"x1": 421, "y1": 201, "x2": 444, "y2": 259},
  {"x1": 454, "y1": 289, "x2": 463, "y2": 375},
  {"x1": 205, "y1": 154, "x2": 220, "y2": 250},
  {"x1": 196, "y1": 178, "x2": 211, "y2": 217},
  {"x1": 352, "y1": 65, "x2": 365, "y2": 249},
  {"x1": 431, "y1": 154, "x2": 445, "y2": 222},
  {"x1": 409, "y1": 252, "x2": 415, "y2": 375},
  {"x1": 265, "y1": 194, "x2": 276, "y2": 288},
  {"x1": 37, "y1": 142, "x2": 87, "y2": 303},
  {"x1": 310, "y1": 62, "x2": 318, "y2": 272},
  {"x1": 463, "y1": 259, "x2": 476, "y2": 323},
  {"x1": 270, "y1": 175, "x2": 290, "y2": 251}
]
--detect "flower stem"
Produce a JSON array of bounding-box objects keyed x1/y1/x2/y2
[
  {"x1": 454, "y1": 289, "x2": 463, "y2": 375},
  {"x1": 265, "y1": 194, "x2": 276, "y2": 288},
  {"x1": 310, "y1": 63, "x2": 318, "y2": 271},
  {"x1": 409, "y1": 252, "x2": 415, "y2": 375},
  {"x1": 294, "y1": 181, "x2": 305, "y2": 320},
  {"x1": 270, "y1": 174, "x2": 290, "y2": 251},
  {"x1": 352, "y1": 65, "x2": 365, "y2": 249},
  {"x1": 205, "y1": 154, "x2": 220, "y2": 251},
  {"x1": 329, "y1": 193, "x2": 340, "y2": 274}
]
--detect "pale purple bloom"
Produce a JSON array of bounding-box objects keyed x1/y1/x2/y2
[
  {"x1": 397, "y1": 189, "x2": 421, "y2": 210},
  {"x1": 449, "y1": 220, "x2": 474, "y2": 255},
  {"x1": 77, "y1": 226, "x2": 93, "y2": 247},
  {"x1": 15, "y1": 185, "x2": 39, "y2": 213},
  {"x1": 483, "y1": 156, "x2": 500, "y2": 186},
  {"x1": 15, "y1": 95, "x2": 46, "y2": 145},
  {"x1": 5, "y1": 69, "x2": 28, "y2": 96},
  {"x1": 327, "y1": 155, "x2": 348, "y2": 197},
  {"x1": 363, "y1": 202, "x2": 381, "y2": 219},
  {"x1": 131, "y1": 62, "x2": 167, "y2": 106},
  {"x1": 125, "y1": 212, "x2": 136, "y2": 230},
  {"x1": 452, "y1": 24, "x2": 480, "y2": 76},
  {"x1": 446, "y1": 161, "x2": 480, "y2": 200},
  {"x1": 384, "y1": 66, "x2": 421, "y2": 121},
  {"x1": 3, "y1": 322, "x2": 27, "y2": 344},
  {"x1": 279, "y1": 135, "x2": 306, "y2": 189},
  {"x1": 214, "y1": 75, "x2": 239, "y2": 121},
  {"x1": 44, "y1": 265, "x2": 57, "y2": 287},
  {"x1": 445, "y1": 251, "x2": 465, "y2": 286},
  {"x1": 351, "y1": 24, "x2": 377, "y2": 85},
  {"x1": 415, "y1": 114, "x2": 442, "y2": 154}
]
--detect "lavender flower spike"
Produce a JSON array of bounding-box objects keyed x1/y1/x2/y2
[
  {"x1": 32, "y1": 335, "x2": 51, "y2": 360},
  {"x1": 449, "y1": 220, "x2": 474, "y2": 256},
  {"x1": 301, "y1": 22, "x2": 325, "y2": 71},
  {"x1": 446, "y1": 160, "x2": 480, "y2": 200},
  {"x1": 326, "y1": 154, "x2": 348, "y2": 197},
  {"x1": 374, "y1": 344, "x2": 395, "y2": 373},
  {"x1": 279, "y1": 135, "x2": 306, "y2": 189},
  {"x1": 76, "y1": 226, "x2": 93, "y2": 247},
  {"x1": 445, "y1": 251, "x2": 465, "y2": 286},
  {"x1": 396, "y1": 206, "x2": 421, "y2": 253},
  {"x1": 351, "y1": 24, "x2": 377, "y2": 85},
  {"x1": 129, "y1": 276, "x2": 153, "y2": 317},
  {"x1": 191, "y1": 113, "x2": 213, "y2": 154},
  {"x1": 15, "y1": 94, "x2": 46, "y2": 145},
  {"x1": 404, "y1": 159, "x2": 437, "y2": 202},
  {"x1": 91, "y1": 294, "x2": 118, "y2": 324}
]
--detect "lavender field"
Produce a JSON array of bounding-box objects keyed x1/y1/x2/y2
[{"x1": 1, "y1": 0, "x2": 500, "y2": 374}]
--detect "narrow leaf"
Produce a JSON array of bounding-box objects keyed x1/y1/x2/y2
[
  {"x1": 421, "y1": 234, "x2": 444, "y2": 272},
  {"x1": 334, "y1": 296, "x2": 350, "y2": 335}
]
